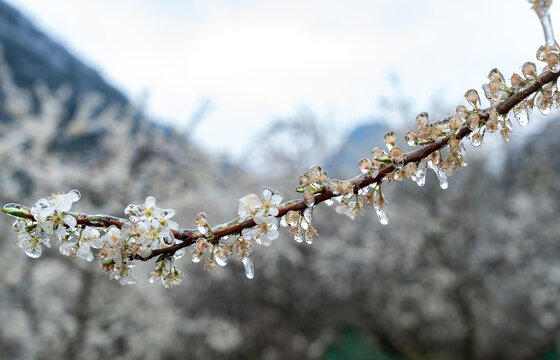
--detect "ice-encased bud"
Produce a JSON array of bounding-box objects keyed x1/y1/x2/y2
[
  {"x1": 389, "y1": 147, "x2": 404, "y2": 169},
  {"x1": 384, "y1": 130, "x2": 396, "y2": 150},
  {"x1": 195, "y1": 212, "x2": 209, "y2": 235},
  {"x1": 466, "y1": 114, "x2": 480, "y2": 131},
  {"x1": 303, "y1": 190, "x2": 315, "y2": 207},
  {"x1": 359, "y1": 157, "x2": 373, "y2": 173},
  {"x1": 404, "y1": 129, "x2": 417, "y2": 146},
  {"x1": 469, "y1": 132, "x2": 483, "y2": 147},
  {"x1": 464, "y1": 89, "x2": 480, "y2": 107},
  {"x1": 522, "y1": 62, "x2": 538, "y2": 79},
  {"x1": 488, "y1": 68, "x2": 505, "y2": 83},
  {"x1": 511, "y1": 73, "x2": 525, "y2": 89},
  {"x1": 416, "y1": 112, "x2": 429, "y2": 128}
]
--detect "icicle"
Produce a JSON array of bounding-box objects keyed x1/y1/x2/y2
[
  {"x1": 541, "y1": 13, "x2": 556, "y2": 46},
  {"x1": 428, "y1": 160, "x2": 448, "y2": 190},
  {"x1": 531, "y1": 1, "x2": 556, "y2": 46},
  {"x1": 242, "y1": 257, "x2": 254, "y2": 279}
]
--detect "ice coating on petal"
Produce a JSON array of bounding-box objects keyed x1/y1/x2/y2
[
  {"x1": 214, "y1": 251, "x2": 228, "y2": 267},
  {"x1": 63, "y1": 215, "x2": 77, "y2": 228},
  {"x1": 262, "y1": 188, "x2": 273, "y2": 200},
  {"x1": 144, "y1": 196, "x2": 156, "y2": 209}
]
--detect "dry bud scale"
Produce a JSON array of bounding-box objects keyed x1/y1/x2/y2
[{"x1": 3, "y1": 1, "x2": 560, "y2": 287}]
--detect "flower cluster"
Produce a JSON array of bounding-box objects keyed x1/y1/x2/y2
[
  {"x1": 297, "y1": 165, "x2": 328, "y2": 206},
  {"x1": 239, "y1": 189, "x2": 283, "y2": 247},
  {"x1": 280, "y1": 208, "x2": 315, "y2": 244},
  {"x1": 12, "y1": 190, "x2": 81, "y2": 258},
  {"x1": 99, "y1": 196, "x2": 182, "y2": 285}
]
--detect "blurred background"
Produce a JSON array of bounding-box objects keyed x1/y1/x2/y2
[{"x1": 1, "y1": 0, "x2": 560, "y2": 359}]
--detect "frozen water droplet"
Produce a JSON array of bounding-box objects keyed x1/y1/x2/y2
[
  {"x1": 25, "y1": 244, "x2": 42, "y2": 258},
  {"x1": 4, "y1": 203, "x2": 24, "y2": 210},
  {"x1": 68, "y1": 189, "x2": 81, "y2": 202},
  {"x1": 324, "y1": 199, "x2": 334, "y2": 206},
  {"x1": 197, "y1": 226, "x2": 209, "y2": 235},
  {"x1": 375, "y1": 206, "x2": 389, "y2": 225},
  {"x1": 192, "y1": 252, "x2": 202, "y2": 263},
  {"x1": 242, "y1": 257, "x2": 254, "y2": 279}
]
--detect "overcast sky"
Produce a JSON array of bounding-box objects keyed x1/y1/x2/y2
[{"x1": 4, "y1": 0, "x2": 553, "y2": 157}]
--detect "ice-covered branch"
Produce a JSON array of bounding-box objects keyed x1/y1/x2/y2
[{"x1": 4, "y1": 1, "x2": 560, "y2": 288}]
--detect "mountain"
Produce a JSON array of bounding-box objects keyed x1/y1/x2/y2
[{"x1": 0, "y1": 0, "x2": 127, "y2": 112}]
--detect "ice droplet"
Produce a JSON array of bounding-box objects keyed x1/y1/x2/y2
[
  {"x1": 469, "y1": 133, "x2": 483, "y2": 147},
  {"x1": 3, "y1": 203, "x2": 24, "y2": 210},
  {"x1": 25, "y1": 244, "x2": 42, "y2": 258},
  {"x1": 324, "y1": 199, "x2": 334, "y2": 206},
  {"x1": 68, "y1": 189, "x2": 81, "y2": 202},
  {"x1": 242, "y1": 257, "x2": 254, "y2": 279},
  {"x1": 375, "y1": 206, "x2": 389, "y2": 225},
  {"x1": 192, "y1": 252, "x2": 202, "y2": 263}
]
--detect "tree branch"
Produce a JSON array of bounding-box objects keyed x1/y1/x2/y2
[{"x1": 3, "y1": 68, "x2": 559, "y2": 262}]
